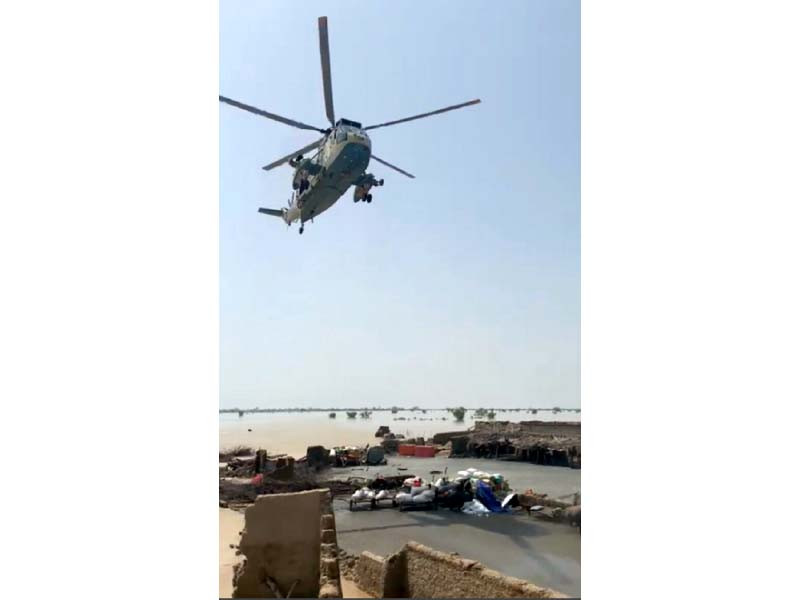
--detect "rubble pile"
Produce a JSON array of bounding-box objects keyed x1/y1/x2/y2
[
  {"x1": 337, "y1": 548, "x2": 360, "y2": 581},
  {"x1": 219, "y1": 474, "x2": 355, "y2": 507},
  {"x1": 219, "y1": 449, "x2": 358, "y2": 508}
]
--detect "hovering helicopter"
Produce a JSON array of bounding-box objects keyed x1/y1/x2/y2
[{"x1": 219, "y1": 16, "x2": 481, "y2": 235}]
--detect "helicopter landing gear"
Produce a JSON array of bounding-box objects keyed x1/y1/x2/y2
[
  {"x1": 366, "y1": 194, "x2": 372, "y2": 203},
  {"x1": 299, "y1": 224, "x2": 304, "y2": 235}
]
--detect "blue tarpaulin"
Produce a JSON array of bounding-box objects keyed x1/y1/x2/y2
[{"x1": 475, "y1": 481, "x2": 508, "y2": 513}]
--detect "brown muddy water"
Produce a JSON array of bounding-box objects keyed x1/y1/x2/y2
[{"x1": 219, "y1": 410, "x2": 579, "y2": 457}]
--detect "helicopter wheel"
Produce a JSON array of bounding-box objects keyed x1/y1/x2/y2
[
  {"x1": 299, "y1": 226, "x2": 304, "y2": 235},
  {"x1": 366, "y1": 194, "x2": 372, "y2": 203}
]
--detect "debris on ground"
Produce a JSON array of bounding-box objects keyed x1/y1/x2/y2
[{"x1": 219, "y1": 444, "x2": 580, "y2": 532}]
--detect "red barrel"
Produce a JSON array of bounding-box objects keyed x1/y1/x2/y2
[{"x1": 414, "y1": 445, "x2": 436, "y2": 458}]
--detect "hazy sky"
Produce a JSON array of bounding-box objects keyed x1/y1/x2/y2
[{"x1": 220, "y1": 0, "x2": 579, "y2": 409}]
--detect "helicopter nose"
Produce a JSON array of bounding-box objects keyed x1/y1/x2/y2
[
  {"x1": 346, "y1": 142, "x2": 370, "y2": 161},
  {"x1": 338, "y1": 141, "x2": 371, "y2": 172}
]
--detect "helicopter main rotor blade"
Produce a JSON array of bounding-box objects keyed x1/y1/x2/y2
[
  {"x1": 371, "y1": 154, "x2": 415, "y2": 179},
  {"x1": 219, "y1": 95, "x2": 326, "y2": 133},
  {"x1": 262, "y1": 138, "x2": 324, "y2": 172},
  {"x1": 318, "y1": 17, "x2": 336, "y2": 127},
  {"x1": 364, "y1": 99, "x2": 481, "y2": 131}
]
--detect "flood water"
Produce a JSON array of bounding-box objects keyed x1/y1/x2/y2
[
  {"x1": 219, "y1": 409, "x2": 582, "y2": 596},
  {"x1": 219, "y1": 409, "x2": 580, "y2": 458}
]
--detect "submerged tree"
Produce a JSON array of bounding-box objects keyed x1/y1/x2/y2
[
  {"x1": 450, "y1": 407, "x2": 466, "y2": 422},
  {"x1": 487, "y1": 410, "x2": 496, "y2": 420}
]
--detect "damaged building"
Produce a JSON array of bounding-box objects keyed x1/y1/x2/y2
[{"x1": 432, "y1": 421, "x2": 581, "y2": 468}]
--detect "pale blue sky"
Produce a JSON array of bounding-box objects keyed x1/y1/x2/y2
[{"x1": 220, "y1": 0, "x2": 579, "y2": 409}]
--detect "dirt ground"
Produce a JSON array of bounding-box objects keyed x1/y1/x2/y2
[{"x1": 341, "y1": 577, "x2": 373, "y2": 598}]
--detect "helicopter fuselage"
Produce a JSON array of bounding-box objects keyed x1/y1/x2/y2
[
  {"x1": 285, "y1": 123, "x2": 372, "y2": 225},
  {"x1": 224, "y1": 16, "x2": 480, "y2": 235}
]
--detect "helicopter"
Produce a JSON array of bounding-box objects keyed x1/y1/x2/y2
[{"x1": 219, "y1": 16, "x2": 480, "y2": 235}]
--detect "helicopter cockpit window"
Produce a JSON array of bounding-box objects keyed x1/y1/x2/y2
[{"x1": 335, "y1": 128, "x2": 347, "y2": 143}]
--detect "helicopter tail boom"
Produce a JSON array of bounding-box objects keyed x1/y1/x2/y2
[
  {"x1": 259, "y1": 206, "x2": 301, "y2": 226},
  {"x1": 258, "y1": 207, "x2": 284, "y2": 218}
]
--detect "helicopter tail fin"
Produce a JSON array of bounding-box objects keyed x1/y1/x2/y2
[
  {"x1": 258, "y1": 207, "x2": 284, "y2": 218},
  {"x1": 259, "y1": 206, "x2": 299, "y2": 226}
]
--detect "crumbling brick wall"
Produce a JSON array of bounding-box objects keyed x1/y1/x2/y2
[
  {"x1": 403, "y1": 542, "x2": 563, "y2": 598},
  {"x1": 318, "y1": 492, "x2": 342, "y2": 598},
  {"x1": 355, "y1": 552, "x2": 384, "y2": 597},
  {"x1": 355, "y1": 542, "x2": 564, "y2": 598}
]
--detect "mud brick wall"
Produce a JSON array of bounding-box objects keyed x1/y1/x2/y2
[
  {"x1": 232, "y1": 489, "x2": 326, "y2": 598},
  {"x1": 358, "y1": 542, "x2": 564, "y2": 598},
  {"x1": 355, "y1": 551, "x2": 384, "y2": 597},
  {"x1": 431, "y1": 430, "x2": 471, "y2": 445},
  {"x1": 318, "y1": 491, "x2": 342, "y2": 598},
  {"x1": 403, "y1": 542, "x2": 564, "y2": 598}
]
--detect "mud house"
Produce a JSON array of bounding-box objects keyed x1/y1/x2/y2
[{"x1": 433, "y1": 421, "x2": 581, "y2": 468}]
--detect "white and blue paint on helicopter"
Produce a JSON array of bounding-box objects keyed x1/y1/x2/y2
[{"x1": 220, "y1": 16, "x2": 480, "y2": 235}]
